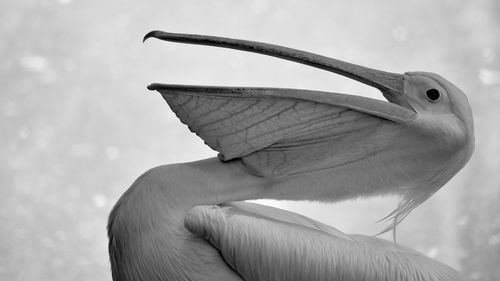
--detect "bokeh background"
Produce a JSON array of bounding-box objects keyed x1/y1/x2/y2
[{"x1": 1, "y1": 0, "x2": 499, "y2": 280}]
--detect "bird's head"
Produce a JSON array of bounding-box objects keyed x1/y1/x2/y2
[
  {"x1": 379, "y1": 71, "x2": 475, "y2": 230},
  {"x1": 399, "y1": 71, "x2": 474, "y2": 142}
]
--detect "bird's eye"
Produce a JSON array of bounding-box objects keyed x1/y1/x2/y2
[{"x1": 425, "y1": 89, "x2": 441, "y2": 102}]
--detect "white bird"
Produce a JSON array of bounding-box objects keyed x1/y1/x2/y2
[{"x1": 107, "y1": 31, "x2": 475, "y2": 281}]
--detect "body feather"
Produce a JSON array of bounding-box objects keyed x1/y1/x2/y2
[{"x1": 185, "y1": 202, "x2": 467, "y2": 281}]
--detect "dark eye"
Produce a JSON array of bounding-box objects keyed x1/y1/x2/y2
[{"x1": 425, "y1": 88, "x2": 440, "y2": 102}]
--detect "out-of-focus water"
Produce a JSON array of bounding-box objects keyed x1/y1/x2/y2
[{"x1": 1, "y1": 0, "x2": 499, "y2": 280}]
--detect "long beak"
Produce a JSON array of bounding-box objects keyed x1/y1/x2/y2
[
  {"x1": 144, "y1": 30, "x2": 411, "y2": 106},
  {"x1": 144, "y1": 30, "x2": 414, "y2": 116}
]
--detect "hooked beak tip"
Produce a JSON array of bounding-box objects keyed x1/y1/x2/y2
[{"x1": 143, "y1": 30, "x2": 161, "y2": 43}]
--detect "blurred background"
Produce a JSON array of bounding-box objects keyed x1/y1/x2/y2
[{"x1": 1, "y1": 0, "x2": 499, "y2": 280}]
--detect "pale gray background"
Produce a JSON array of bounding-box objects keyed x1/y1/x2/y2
[{"x1": 1, "y1": 0, "x2": 499, "y2": 280}]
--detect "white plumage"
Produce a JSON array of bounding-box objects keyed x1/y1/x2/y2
[
  {"x1": 186, "y1": 202, "x2": 466, "y2": 281},
  {"x1": 108, "y1": 31, "x2": 474, "y2": 281}
]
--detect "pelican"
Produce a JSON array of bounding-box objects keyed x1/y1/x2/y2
[{"x1": 108, "y1": 30, "x2": 474, "y2": 281}]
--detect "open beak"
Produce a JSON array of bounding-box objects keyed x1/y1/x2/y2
[{"x1": 144, "y1": 30, "x2": 416, "y2": 121}]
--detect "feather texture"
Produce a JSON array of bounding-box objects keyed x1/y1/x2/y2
[{"x1": 185, "y1": 202, "x2": 467, "y2": 281}]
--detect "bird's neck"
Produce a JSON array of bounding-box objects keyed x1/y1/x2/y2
[
  {"x1": 141, "y1": 155, "x2": 395, "y2": 210},
  {"x1": 113, "y1": 156, "x2": 372, "y2": 236},
  {"x1": 108, "y1": 157, "x2": 398, "y2": 281}
]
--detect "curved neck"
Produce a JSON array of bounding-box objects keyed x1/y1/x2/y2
[
  {"x1": 108, "y1": 156, "x2": 401, "y2": 281},
  {"x1": 109, "y1": 157, "x2": 263, "y2": 281}
]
